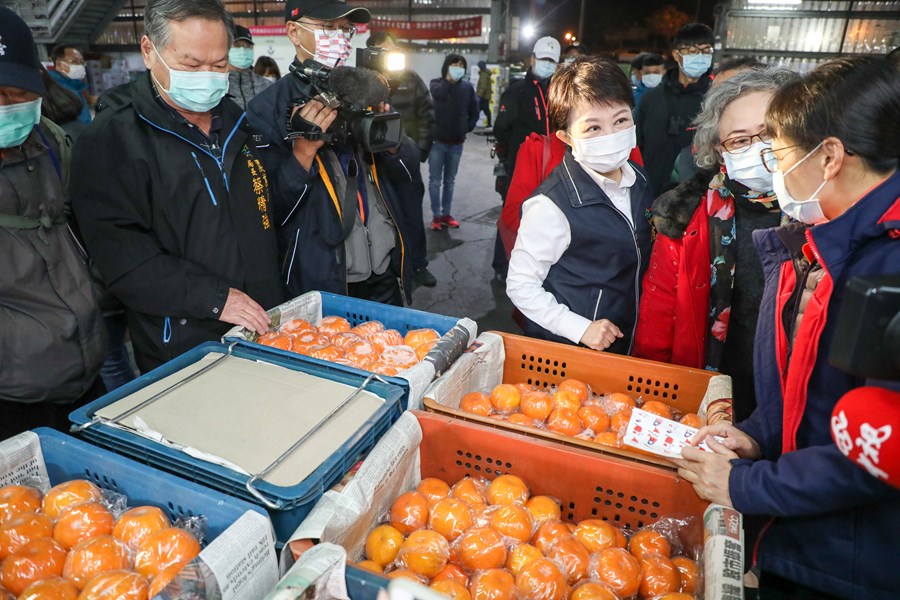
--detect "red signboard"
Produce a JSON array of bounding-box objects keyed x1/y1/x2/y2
[{"x1": 372, "y1": 16, "x2": 483, "y2": 40}]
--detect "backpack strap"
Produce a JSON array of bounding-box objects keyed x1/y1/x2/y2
[{"x1": 0, "y1": 207, "x2": 67, "y2": 244}]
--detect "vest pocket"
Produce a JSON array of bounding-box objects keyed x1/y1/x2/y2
[{"x1": 592, "y1": 289, "x2": 604, "y2": 321}]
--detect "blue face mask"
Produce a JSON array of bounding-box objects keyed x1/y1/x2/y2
[
  {"x1": 448, "y1": 65, "x2": 466, "y2": 82},
  {"x1": 533, "y1": 59, "x2": 556, "y2": 80},
  {"x1": 152, "y1": 45, "x2": 229, "y2": 113},
  {"x1": 680, "y1": 53, "x2": 712, "y2": 79},
  {"x1": 0, "y1": 98, "x2": 42, "y2": 149},
  {"x1": 229, "y1": 47, "x2": 254, "y2": 69}
]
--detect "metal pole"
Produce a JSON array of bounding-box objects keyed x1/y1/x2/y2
[{"x1": 577, "y1": 0, "x2": 586, "y2": 43}]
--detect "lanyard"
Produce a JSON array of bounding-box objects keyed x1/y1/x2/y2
[{"x1": 533, "y1": 80, "x2": 550, "y2": 137}]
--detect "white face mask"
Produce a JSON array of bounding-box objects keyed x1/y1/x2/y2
[
  {"x1": 570, "y1": 125, "x2": 636, "y2": 174},
  {"x1": 264, "y1": 75, "x2": 277, "y2": 83},
  {"x1": 642, "y1": 73, "x2": 662, "y2": 88},
  {"x1": 63, "y1": 64, "x2": 86, "y2": 80},
  {"x1": 533, "y1": 59, "x2": 556, "y2": 80},
  {"x1": 723, "y1": 141, "x2": 774, "y2": 193},
  {"x1": 296, "y1": 22, "x2": 353, "y2": 67},
  {"x1": 771, "y1": 142, "x2": 828, "y2": 224}
]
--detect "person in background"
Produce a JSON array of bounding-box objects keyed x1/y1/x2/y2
[
  {"x1": 633, "y1": 53, "x2": 664, "y2": 109},
  {"x1": 428, "y1": 53, "x2": 478, "y2": 231},
  {"x1": 253, "y1": 56, "x2": 281, "y2": 82},
  {"x1": 507, "y1": 57, "x2": 653, "y2": 355},
  {"x1": 630, "y1": 53, "x2": 646, "y2": 88},
  {"x1": 39, "y1": 66, "x2": 88, "y2": 140},
  {"x1": 636, "y1": 23, "x2": 714, "y2": 195},
  {"x1": 677, "y1": 56, "x2": 900, "y2": 599},
  {"x1": 0, "y1": 8, "x2": 106, "y2": 437},
  {"x1": 476, "y1": 60, "x2": 493, "y2": 127},
  {"x1": 367, "y1": 31, "x2": 437, "y2": 289},
  {"x1": 227, "y1": 24, "x2": 272, "y2": 109},
  {"x1": 70, "y1": 0, "x2": 283, "y2": 372},
  {"x1": 634, "y1": 68, "x2": 800, "y2": 423},
  {"x1": 562, "y1": 43, "x2": 588, "y2": 65},
  {"x1": 49, "y1": 44, "x2": 92, "y2": 124}
]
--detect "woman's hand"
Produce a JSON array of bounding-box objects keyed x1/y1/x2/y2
[
  {"x1": 674, "y1": 437, "x2": 738, "y2": 507},
  {"x1": 580, "y1": 319, "x2": 623, "y2": 351},
  {"x1": 691, "y1": 423, "x2": 762, "y2": 460}
]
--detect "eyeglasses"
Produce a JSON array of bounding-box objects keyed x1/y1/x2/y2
[
  {"x1": 61, "y1": 58, "x2": 86, "y2": 66},
  {"x1": 760, "y1": 144, "x2": 802, "y2": 173},
  {"x1": 676, "y1": 45, "x2": 713, "y2": 56},
  {"x1": 720, "y1": 130, "x2": 771, "y2": 154},
  {"x1": 295, "y1": 20, "x2": 356, "y2": 39}
]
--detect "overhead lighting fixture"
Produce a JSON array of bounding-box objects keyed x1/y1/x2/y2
[{"x1": 523, "y1": 23, "x2": 536, "y2": 39}]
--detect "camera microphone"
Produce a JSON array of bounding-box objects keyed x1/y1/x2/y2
[{"x1": 328, "y1": 66, "x2": 391, "y2": 108}]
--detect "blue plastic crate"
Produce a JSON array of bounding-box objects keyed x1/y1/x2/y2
[
  {"x1": 224, "y1": 292, "x2": 470, "y2": 410},
  {"x1": 26, "y1": 428, "x2": 266, "y2": 541},
  {"x1": 69, "y1": 342, "x2": 405, "y2": 544}
]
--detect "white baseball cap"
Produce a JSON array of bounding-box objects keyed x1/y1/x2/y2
[{"x1": 533, "y1": 36, "x2": 561, "y2": 62}]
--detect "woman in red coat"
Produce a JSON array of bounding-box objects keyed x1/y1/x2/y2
[{"x1": 633, "y1": 68, "x2": 798, "y2": 421}]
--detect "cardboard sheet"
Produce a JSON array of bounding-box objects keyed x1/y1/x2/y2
[{"x1": 95, "y1": 353, "x2": 385, "y2": 487}]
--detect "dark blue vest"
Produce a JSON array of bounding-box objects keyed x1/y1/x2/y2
[{"x1": 523, "y1": 152, "x2": 653, "y2": 355}]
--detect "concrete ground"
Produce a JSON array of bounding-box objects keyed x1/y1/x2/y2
[{"x1": 409, "y1": 131, "x2": 520, "y2": 336}]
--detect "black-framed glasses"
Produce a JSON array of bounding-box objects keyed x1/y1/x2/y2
[
  {"x1": 760, "y1": 144, "x2": 802, "y2": 174},
  {"x1": 721, "y1": 130, "x2": 772, "y2": 154},
  {"x1": 296, "y1": 20, "x2": 356, "y2": 38},
  {"x1": 676, "y1": 45, "x2": 713, "y2": 56}
]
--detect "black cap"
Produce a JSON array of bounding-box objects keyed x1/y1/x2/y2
[
  {"x1": 284, "y1": 0, "x2": 370, "y2": 24},
  {"x1": 234, "y1": 24, "x2": 253, "y2": 44},
  {"x1": 0, "y1": 7, "x2": 45, "y2": 96}
]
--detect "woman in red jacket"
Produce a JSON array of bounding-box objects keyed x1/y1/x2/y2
[{"x1": 633, "y1": 68, "x2": 798, "y2": 421}]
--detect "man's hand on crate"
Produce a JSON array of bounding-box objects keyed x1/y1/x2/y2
[
  {"x1": 675, "y1": 438, "x2": 737, "y2": 508},
  {"x1": 692, "y1": 423, "x2": 762, "y2": 460},
  {"x1": 219, "y1": 288, "x2": 271, "y2": 334}
]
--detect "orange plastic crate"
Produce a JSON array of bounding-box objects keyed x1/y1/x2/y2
[{"x1": 424, "y1": 331, "x2": 732, "y2": 469}]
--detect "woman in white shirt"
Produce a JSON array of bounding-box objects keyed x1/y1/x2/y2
[{"x1": 506, "y1": 57, "x2": 654, "y2": 354}]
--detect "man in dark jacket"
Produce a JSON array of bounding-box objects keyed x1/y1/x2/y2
[
  {"x1": 227, "y1": 25, "x2": 273, "y2": 110},
  {"x1": 70, "y1": 0, "x2": 283, "y2": 372},
  {"x1": 246, "y1": 0, "x2": 414, "y2": 305},
  {"x1": 635, "y1": 23, "x2": 713, "y2": 196},
  {"x1": 0, "y1": 8, "x2": 106, "y2": 436}
]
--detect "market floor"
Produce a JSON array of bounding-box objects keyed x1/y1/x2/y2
[{"x1": 409, "y1": 131, "x2": 520, "y2": 336}]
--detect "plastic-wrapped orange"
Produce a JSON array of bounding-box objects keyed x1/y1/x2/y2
[
  {"x1": 507, "y1": 413, "x2": 539, "y2": 428},
  {"x1": 592, "y1": 547, "x2": 642, "y2": 598},
  {"x1": 514, "y1": 557, "x2": 568, "y2": 600},
  {"x1": 525, "y1": 496, "x2": 561, "y2": 526},
  {"x1": 519, "y1": 390, "x2": 554, "y2": 422},
  {"x1": 0, "y1": 512, "x2": 53, "y2": 560},
  {"x1": 0, "y1": 486, "x2": 41, "y2": 525},
  {"x1": 531, "y1": 521, "x2": 571, "y2": 555},
  {"x1": 430, "y1": 579, "x2": 471, "y2": 600},
  {"x1": 672, "y1": 556, "x2": 698, "y2": 594},
  {"x1": 569, "y1": 581, "x2": 619, "y2": 600},
  {"x1": 639, "y1": 553, "x2": 680, "y2": 598},
  {"x1": 350, "y1": 321, "x2": 384, "y2": 337},
  {"x1": 552, "y1": 390, "x2": 581, "y2": 413},
  {"x1": 113, "y1": 506, "x2": 170, "y2": 550},
  {"x1": 379, "y1": 345, "x2": 418, "y2": 369},
  {"x1": 547, "y1": 408, "x2": 583, "y2": 437},
  {"x1": 428, "y1": 498, "x2": 472, "y2": 542},
  {"x1": 628, "y1": 529, "x2": 671, "y2": 560},
  {"x1": 0, "y1": 537, "x2": 67, "y2": 595},
  {"x1": 642, "y1": 401, "x2": 673, "y2": 420},
  {"x1": 368, "y1": 361, "x2": 401, "y2": 376},
  {"x1": 608, "y1": 412, "x2": 629, "y2": 433},
  {"x1": 489, "y1": 384, "x2": 521, "y2": 414},
  {"x1": 367, "y1": 330, "x2": 405, "y2": 352},
  {"x1": 42, "y1": 481, "x2": 102, "y2": 520},
  {"x1": 389, "y1": 492, "x2": 429, "y2": 535},
  {"x1": 318, "y1": 316, "x2": 351, "y2": 335},
  {"x1": 78, "y1": 570, "x2": 150, "y2": 600},
  {"x1": 469, "y1": 568, "x2": 516, "y2": 600},
  {"x1": 291, "y1": 330, "x2": 329, "y2": 351},
  {"x1": 257, "y1": 332, "x2": 292, "y2": 351},
  {"x1": 396, "y1": 530, "x2": 449, "y2": 579},
  {"x1": 593, "y1": 431, "x2": 620, "y2": 448},
  {"x1": 331, "y1": 332, "x2": 363, "y2": 353},
  {"x1": 309, "y1": 344, "x2": 343, "y2": 361},
  {"x1": 450, "y1": 477, "x2": 486, "y2": 505},
  {"x1": 384, "y1": 569, "x2": 426, "y2": 584},
  {"x1": 505, "y1": 542, "x2": 543, "y2": 576},
  {"x1": 456, "y1": 527, "x2": 507, "y2": 572},
  {"x1": 54, "y1": 502, "x2": 114, "y2": 550},
  {"x1": 354, "y1": 560, "x2": 382, "y2": 574},
  {"x1": 133, "y1": 528, "x2": 199, "y2": 581},
  {"x1": 345, "y1": 340, "x2": 379, "y2": 361},
  {"x1": 558, "y1": 379, "x2": 590, "y2": 403},
  {"x1": 603, "y1": 393, "x2": 636, "y2": 417},
  {"x1": 147, "y1": 563, "x2": 183, "y2": 598},
  {"x1": 63, "y1": 535, "x2": 132, "y2": 590},
  {"x1": 18, "y1": 576, "x2": 79, "y2": 600},
  {"x1": 573, "y1": 519, "x2": 618, "y2": 553},
  {"x1": 488, "y1": 504, "x2": 533, "y2": 543},
  {"x1": 415, "y1": 340, "x2": 437, "y2": 361},
  {"x1": 486, "y1": 474, "x2": 529, "y2": 506},
  {"x1": 432, "y1": 563, "x2": 469, "y2": 587},
  {"x1": 460, "y1": 392, "x2": 492, "y2": 417},
  {"x1": 416, "y1": 478, "x2": 451, "y2": 506},
  {"x1": 280, "y1": 318, "x2": 313, "y2": 333},
  {"x1": 549, "y1": 535, "x2": 591, "y2": 584},
  {"x1": 679, "y1": 413, "x2": 703, "y2": 428},
  {"x1": 578, "y1": 406, "x2": 610, "y2": 433},
  {"x1": 403, "y1": 328, "x2": 439, "y2": 349}
]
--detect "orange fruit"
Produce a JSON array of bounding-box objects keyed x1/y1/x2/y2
[
  {"x1": 489, "y1": 384, "x2": 521, "y2": 413},
  {"x1": 416, "y1": 340, "x2": 437, "y2": 360},
  {"x1": 350, "y1": 320, "x2": 384, "y2": 337},
  {"x1": 0, "y1": 486, "x2": 41, "y2": 525},
  {"x1": 368, "y1": 361, "x2": 401, "y2": 376},
  {"x1": 0, "y1": 537, "x2": 67, "y2": 595},
  {"x1": 593, "y1": 431, "x2": 620, "y2": 448},
  {"x1": 486, "y1": 475, "x2": 529, "y2": 506},
  {"x1": 396, "y1": 530, "x2": 449, "y2": 578},
  {"x1": 385, "y1": 569, "x2": 426, "y2": 583},
  {"x1": 0, "y1": 512, "x2": 53, "y2": 559},
  {"x1": 547, "y1": 408, "x2": 583, "y2": 437},
  {"x1": 655, "y1": 594, "x2": 695, "y2": 600},
  {"x1": 578, "y1": 405, "x2": 610, "y2": 433},
  {"x1": 309, "y1": 344, "x2": 343, "y2": 361},
  {"x1": 489, "y1": 504, "x2": 534, "y2": 543},
  {"x1": 54, "y1": 502, "x2": 114, "y2": 550},
  {"x1": 525, "y1": 496, "x2": 561, "y2": 526},
  {"x1": 280, "y1": 318, "x2": 313, "y2": 333},
  {"x1": 520, "y1": 391, "x2": 554, "y2": 422},
  {"x1": 354, "y1": 560, "x2": 383, "y2": 574},
  {"x1": 640, "y1": 553, "x2": 680, "y2": 598},
  {"x1": 460, "y1": 393, "x2": 493, "y2": 417},
  {"x1": 469, "y1": 568, "x2": 517, "y2": 600},
  {"x1": 609, "y1": 411, "x2": 630, "y2": 433},
  {"x1": 505, "y1": 542, "x2": 543, "y2": 575},
  {"x1": 456, "y1": 527, "x2": 507, "y2": 572},
  {"x1": 614, "y1": 528, "x2": 627, "y2": 549},
  {"x1": 514, "y1": 383, "x2": 536, "y2": 395},
  {"x1": 432, "y1": 563, "x2": 469, "y2": 587},
  {"x1": 603, "y1": 393, "x2": 636, "y2": 417},
  {"x1": 570, "y1": 581, "x2": 618, "y2": 600},
  {"x1": 429, "y1": 498, "x2": 472, "y2": 541},
  {"x1": 42, "y1": 481, "x2": 102, "y2": 520},
  {"x1": 552, "y1": 390, "x2": 581, "y2": 413},
  {"x1": 417, "y1": 478, "x2": 451, "y2": 506},
  {"x1": 112, "y1": 506, "x2": 170, "y2": 550},
  {"x1": 389, "y1": 491, "x2": 430, "y2": 535},
  {"x1": 558, "y1": 379, "x2": 590, "y2": 403},
  {"x1": 468, "y1": 503, "x2": 495, "y2": 528},
  {"x1": 549, "y1": 535, "x2": 591, "y2": 584},
  {"x1": 345, "y1": 340, "x2": 379, "y2": 361},
  {"x1": 679, "y1": 413, "x2": 703, "y2": 428},
  {"x1": 641, "y1": 401, "x2": 673, "y2": 420},
  {"x1": 628, "y1": 529, "x2": 671, "y2": 560},
  {"x1": 18, "y1": 577, "x2": 79, "y2": 600},
  {"x1": 506, "y1": 413, "x2": 537, "y2": 428},
  {"x1": 451, "y1": 478, "x2": 487, "y2": 505},
  {"x1": 531, "y1": 521, "x2": 571, "y2": 555},
  {"x1": 331, "y1": 332, "x2": 363, "y2": 353},
  {"x1": 147, "y1": 564, "x2": 183, "y2": 597},
  {"x1": 431, "y1": 580, "x2": 472, "y2": 600},
  {"x1": 573, "y1": 519, "x2": 618, "y2": 553},
  {"x1": 367, "y1": 329, "x2": 406, "y2": 353},
  {"x1": 404, "y1": 328, "x2": 440, "y2": 349},
  {"x1": 291, "y1": 330, "x2": 329, "y2": 351},
  {"x1": 133, "y1": 527, "x2": 200, "y2": 581},
  {"x1": 318, "y1": 316, "x2": 351, "y2": 335},
  {"x1": 364, "y1": 524, "x2": 405, "y2": 567},
  {"x1": 672, "y1": 556, "x2": 698, "y2": 594},
  {"x1": 258, "y1": 332, "x2": 292, "y2": 351},
  {"x1": 78, "y1": 570, "x2": 149, "y2": 600},
  {"x1": 63, "y1": 535, "x2": 131, "y2": 589},
  {"x1": 514, "y1": 557, "x2": 567, "y2": 600},
  {"x1": 592, "y1": 547, "x2": 641, "y2": 598}
]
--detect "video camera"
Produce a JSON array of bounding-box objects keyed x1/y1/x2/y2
[
  {"x1": 356, "y1": 47, "x2": 406, "y2": 74},
  {"x1": 285, "y1": 59, "x2": 402, "y2": 153}
]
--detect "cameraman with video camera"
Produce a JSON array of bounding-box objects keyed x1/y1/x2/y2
[{"x1": 246, "y1": 0, "x2": 416, "y2": 305}]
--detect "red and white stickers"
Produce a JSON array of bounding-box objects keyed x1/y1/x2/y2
[{"x1": 623, "y1": 408, "x2": 716, "y2": 459}]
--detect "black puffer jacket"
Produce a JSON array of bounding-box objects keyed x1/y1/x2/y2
[
  {"x1": 430, "y1": 77, "x2": 479, "y2": 143},
  {"x1": 386, "y1": 69, "x2": 435, "y2": 162},
  {"x1": 493, "y1": 72, "x2": 551, "y2": 175}
]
